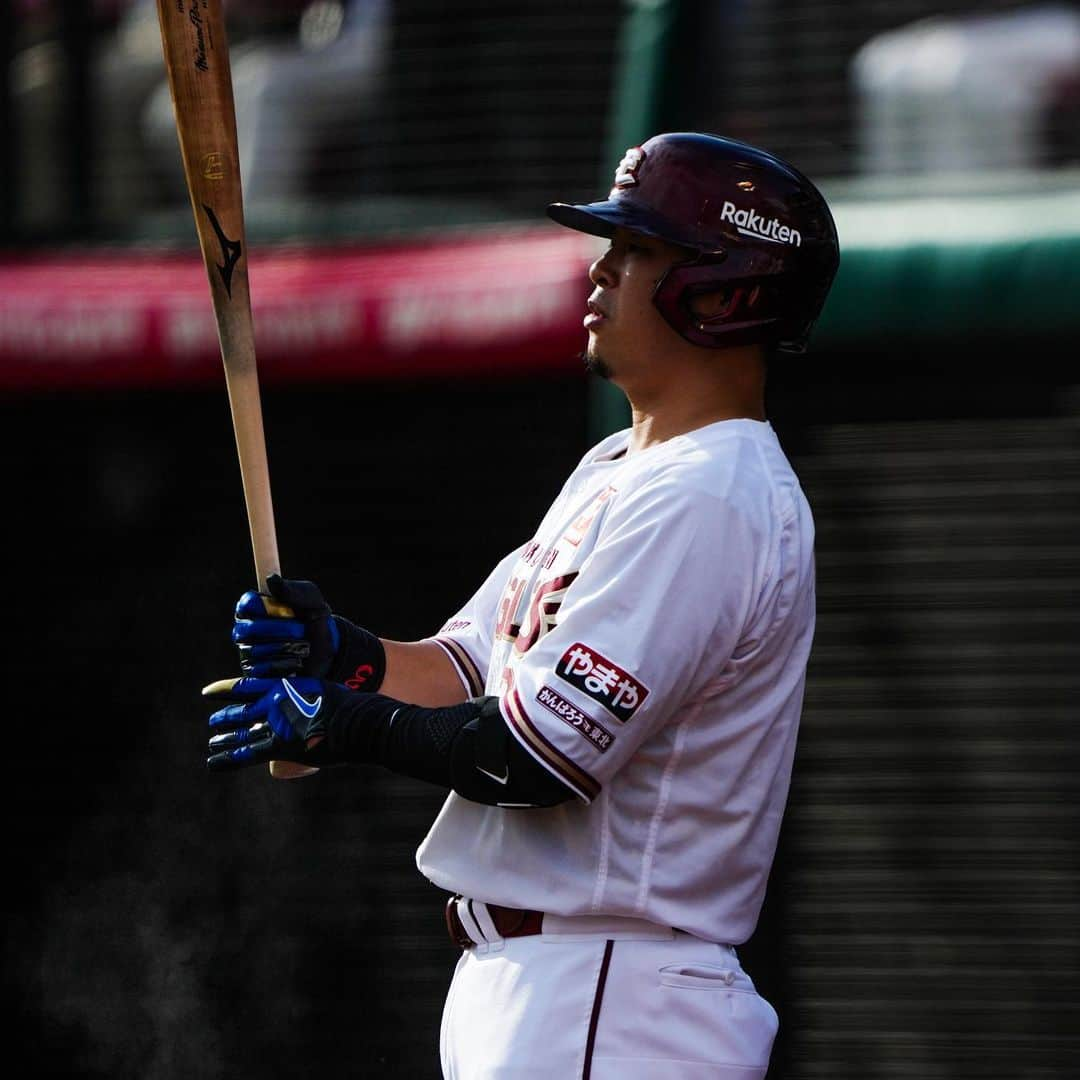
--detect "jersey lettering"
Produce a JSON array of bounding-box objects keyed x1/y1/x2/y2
[
  {"x1": 514, "y1": 572, "x2": 578, "y2": 656},
  {"x1": 563, "y1": 485, "x2": 616, "y2": 547},
  {"x1": 522, "y1": 541, "x2": 561, "y2": 569},
  {"x1": 495, "y1": 575, "x2": 528, "y2": 642},
  {"x1": 499, "y1": 665, "x2": 515, "y2": 696}
]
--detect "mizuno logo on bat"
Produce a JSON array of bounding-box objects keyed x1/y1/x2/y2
[
  {"x1": 202, "y1": 204, "x2": 242, "y2": 297},
  {"x1": 281, "y1": 679, "x2": 322, "y2": 719}
]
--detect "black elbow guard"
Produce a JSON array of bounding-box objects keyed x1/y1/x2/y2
[{"x1": 449, "y1": 696, "x2": 576, "y2": 808}]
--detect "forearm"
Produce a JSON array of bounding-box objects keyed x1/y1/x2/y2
[
  {"x1": 324, "y1": 692, "x2": 574, "y2": 806},
  {"x1": 207, "y1": 675, "x2": 574, "y2": 806},
  {"x1": 379, "y1": 639, "x2": 470, "y2": 707}
]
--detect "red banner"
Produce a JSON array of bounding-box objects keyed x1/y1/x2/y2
[{"x1": 0, "y1": 227, "x2": 599, "y2": 390}]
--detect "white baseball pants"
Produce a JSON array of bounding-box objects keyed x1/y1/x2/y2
[{"x1": 439, "y1": 912, "x2": 778, "y2": 1079}]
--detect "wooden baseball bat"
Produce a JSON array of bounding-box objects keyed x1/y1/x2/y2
[{"x1": 156, "y1": 0, "x2": 314, "y2": 780}]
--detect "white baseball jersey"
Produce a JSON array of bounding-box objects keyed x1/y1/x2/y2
[{"x1": 417, "y1": 418, "x2": 815, "y2": 945}]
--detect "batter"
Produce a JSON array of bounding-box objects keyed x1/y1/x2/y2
[{"x1": 204, "y1": 132, "x2": 840, "y2": 1079}]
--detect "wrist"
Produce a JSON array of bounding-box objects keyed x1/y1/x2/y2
[
  {"x1": 322, "y1": 689, "x2": 399, "y2": 762},
  {"x1": 326, "y1": 616, "x2": 387, "y2": 692},
  {"x1": 323, "y1": 691, "x2": 479, "y2": 783}
]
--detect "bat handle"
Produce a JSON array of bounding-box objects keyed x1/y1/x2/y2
[
  {"x1": 226, "y1": 371, "x2": 317, "y2": 781},
  {"x1": 260, "y1": 560, "x2": 319, "y2": 778},
  {"x1": 262, "y1": 557, "x2": 315, "y2": 779},
  {"x1": 252, "y1": 552, "x2": 317, "y2": 779}
]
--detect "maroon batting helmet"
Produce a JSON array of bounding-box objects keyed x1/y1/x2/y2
[{"x1": 547, "y1": 132, "x2": 839, "y2": 353}]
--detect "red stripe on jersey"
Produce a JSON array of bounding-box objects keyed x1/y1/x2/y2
[
  {"x1": 502, "y1": 690, "x2": 601, "y2": 803},
  {"x1": 432, "y1": 637, "x2": 485, "y2": 697},
  {"x1": 582, "y1": 940, "x2": 615, "y2": 1080}
]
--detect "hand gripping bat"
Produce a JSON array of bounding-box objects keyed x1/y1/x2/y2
[{"x1": 156, "y1": 0, "x2": 315, "y2": 780}]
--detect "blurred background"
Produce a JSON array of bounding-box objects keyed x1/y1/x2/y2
[{"x1": 3, "y1": 1, "x2": 1078, "y2": 1077}]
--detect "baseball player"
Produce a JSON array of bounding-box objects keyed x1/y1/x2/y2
[{"x1": 204, "y1": 132, "x2": 839, "y2": 1079}]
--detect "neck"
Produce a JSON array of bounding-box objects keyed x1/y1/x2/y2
[{"x1": 621, "y1": 343, "x2": 767, "y2": 453}]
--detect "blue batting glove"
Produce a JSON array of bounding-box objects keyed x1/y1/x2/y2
[
  {"x1": 205, "y1": 675, "x2": 340, "y2": 771},
  {"x1": 231, "y1": 576, "x2": 342, "y2": 678},
  {"x1": 230, "y1": 576, "x2": 386, "y2": 691}
]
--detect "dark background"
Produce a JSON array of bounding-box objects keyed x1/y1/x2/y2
[{"x1": 5, "y1": 341, "x2": 1078, "y2": 1078}]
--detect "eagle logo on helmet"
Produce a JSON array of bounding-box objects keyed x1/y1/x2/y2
[{"x1": 613, "y1": 147, "x2": 645, "y2": 189}]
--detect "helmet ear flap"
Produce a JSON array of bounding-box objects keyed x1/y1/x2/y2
[
  {"x1": 652, "y1": 252, "x2": 792, "y2": 349},
  {"x1": 687, "y1": 284, "x2": 737, "y2": 325},
  {"x1": 691, "y1": 283, "x2": 765, "y2": 328}
]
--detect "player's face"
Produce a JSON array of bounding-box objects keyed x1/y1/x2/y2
[{"x1": 584, "y1": 228, "x2": 693, "y2": 381}]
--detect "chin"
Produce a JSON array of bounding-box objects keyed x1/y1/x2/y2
[{"x1": 582, "y1": 349, "x2": 613, "y2": 381}]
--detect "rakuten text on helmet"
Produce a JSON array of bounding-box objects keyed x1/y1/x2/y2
[{"x1": 719, "y1": 202, "x2": 801, "y2": 246}]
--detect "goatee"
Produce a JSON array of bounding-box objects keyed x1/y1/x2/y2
[{"x1": 581, "y1": 350, "x2": 612, "y2": 381}]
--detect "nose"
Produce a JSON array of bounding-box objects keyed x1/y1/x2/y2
[{"x1": 589, "y1": 245, "x2": 618, "y2": 288}]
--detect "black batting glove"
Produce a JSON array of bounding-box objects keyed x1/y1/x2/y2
[{"x1": 231, "y1": 574, "x2": 386, "y2": 691}]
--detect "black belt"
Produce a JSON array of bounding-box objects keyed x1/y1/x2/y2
[{"x1": 445, "y1": 895, "x2": 545, "y2": 949}]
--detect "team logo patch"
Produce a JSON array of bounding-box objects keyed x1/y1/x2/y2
[
  {"x1": 555, "y1": 642, "x2": 649, "y2": 722},
  {"x1": 536, "y1": 685, "x2": 614, "y2": 753},
  {"x1": 613, "y1": 146, "x2": 645, "y2": 189}
]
